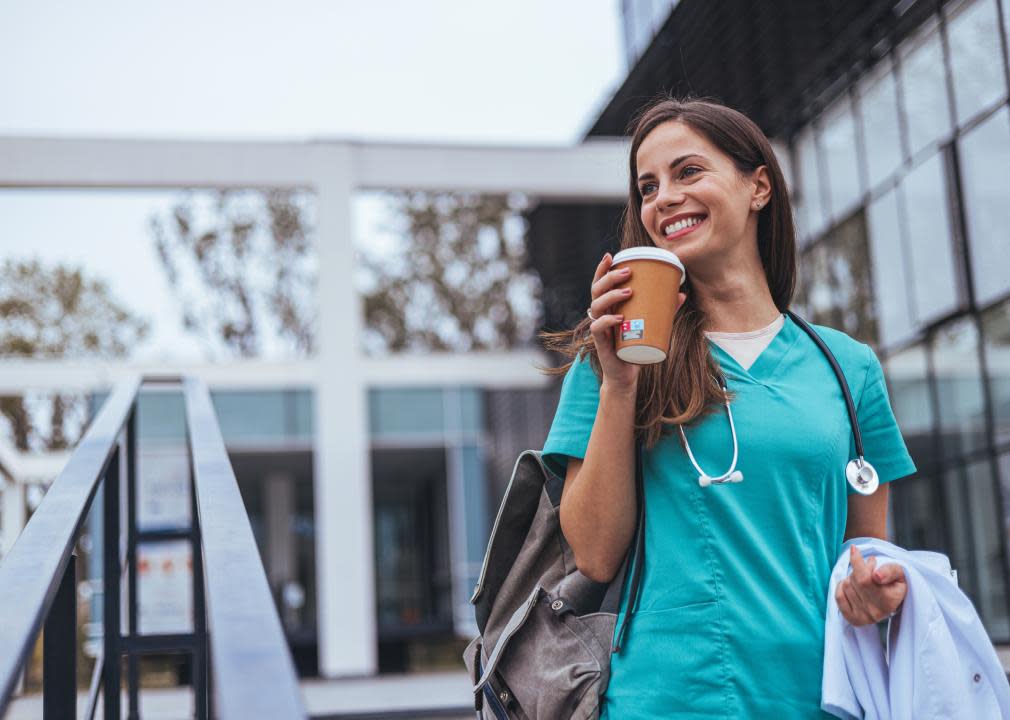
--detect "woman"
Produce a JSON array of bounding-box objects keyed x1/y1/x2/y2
[{"x1": 540, "y1": 97, "x2": 914, "y2": 717}]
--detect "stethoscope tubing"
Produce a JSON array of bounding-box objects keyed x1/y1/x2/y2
[
  {"x1": 680, "y1": 309, "x2": 875, "y2": 491},
  {"x1": 785, "y1": 310, "x2": 865, "y2": 460}
]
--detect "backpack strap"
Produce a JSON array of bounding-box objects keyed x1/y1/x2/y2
[{"x1": 611, "y1": 440, "x2": 645, "y2": 653}]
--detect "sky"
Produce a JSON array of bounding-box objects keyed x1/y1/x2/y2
[
  {"x1": 0, "y1": 1, "x2": 627, "y2": 362},
  {"x1": 0, "y1": 1, "x2": 625, "y2": 144}
]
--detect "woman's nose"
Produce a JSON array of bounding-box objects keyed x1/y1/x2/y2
[{"x1": 655, "y1": 182, "x2": 684, "y2": 208}]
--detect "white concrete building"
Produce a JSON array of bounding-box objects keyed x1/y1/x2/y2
[{"x1": 0, "y1": 136, "x2": 628, "y2": 678}]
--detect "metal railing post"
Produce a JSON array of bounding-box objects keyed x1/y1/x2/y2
[
  {"x1": 126, "y1": 409, "x2": 140, "y2": 720},
  {"x1": 191, "y1": 467, "x2": 209, "y2": 720},
  {"x1": 102, "y1": 446, "x2": 121, "y2": 720},
  {"x1": 43, "y1": 552, "x2": 77, "y2": 720}
]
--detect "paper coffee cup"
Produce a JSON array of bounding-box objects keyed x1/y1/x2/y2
[{"x1": 611, "y1": 246, "x2": 686, "y2": 364}]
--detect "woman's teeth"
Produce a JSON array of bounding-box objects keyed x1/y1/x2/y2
[{"x1": 664, "y1": 216, "x2": 705, "y2": 236}]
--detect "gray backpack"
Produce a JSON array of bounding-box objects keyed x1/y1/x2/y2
[{"x1": 463, "y1": 446, "x2": 645, "y2": 719}]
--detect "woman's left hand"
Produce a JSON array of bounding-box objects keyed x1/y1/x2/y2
[{"x1": 835, "y1": 545, "x2": 907, "y2": 626}]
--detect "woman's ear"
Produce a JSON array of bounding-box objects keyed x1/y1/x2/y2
[{"x1": 750, "y1": 165, "x2": 772, "y2": 209}]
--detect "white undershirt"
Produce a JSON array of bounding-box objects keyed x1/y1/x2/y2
[{"x1": 704, "y1": 313, "x2": 786, "y2": 371}]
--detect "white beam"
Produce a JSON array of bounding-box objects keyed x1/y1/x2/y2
[
  {"x1": 0, "y1": 137, "x2": 315, "y2": 188},
  {"x1": 360, "y1": 350, "x2": 552, "y2": 388},
  {"x1": 0, "y1": 136, "x2": 630, "y2": 199},
  {"x1": 0, "y1": 351, "x2": 553, "y2": 394},
  {"x1": 0, "y1": 359, "x2": 317, "y2": 394},
  {"x1": 352, "y1": 138, "x2": 629, "y2": 198}
]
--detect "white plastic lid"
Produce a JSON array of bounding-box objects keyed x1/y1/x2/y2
[{"x1": 611, "y1": 247, "x2": 686, "y2": 286}]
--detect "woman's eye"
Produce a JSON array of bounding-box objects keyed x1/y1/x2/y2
[
  {"x1": 681, "y1": 166, "x2": 702, "y2": 178},
  {"x1": 640, "y1": 182, "x2": 657, "y2": 196}
]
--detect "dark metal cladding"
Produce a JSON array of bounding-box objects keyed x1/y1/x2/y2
[{"x1": 587, "y1": 0, "x2": 939, "y2": 140}]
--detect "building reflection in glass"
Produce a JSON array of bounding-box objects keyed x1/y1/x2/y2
[{"x1": 933, "y1": 317, "x2": 988, "y2": 461}]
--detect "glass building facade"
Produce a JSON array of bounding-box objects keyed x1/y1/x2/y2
[
  {"x1": 87, "y1": 384, "x2": 513, "y2": 674},
  {"x1": 790, "y1": 0, "x2": 1010, "y2": 641},
  {"x1": 619, "y1": 0, "x2": 679, "y2": 67}
]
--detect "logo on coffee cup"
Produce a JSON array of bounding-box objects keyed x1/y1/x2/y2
[{"x1": 622, "y1": 319, "x2": 644, "y2": 341}]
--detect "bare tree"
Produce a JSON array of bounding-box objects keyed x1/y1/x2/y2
[
  {"x1": 150, "y1": 189, "x2": 316, "y2": 359},
  {"x1": 151, "y1": 188, "x2": 540, "y2": 358},
  {"x1": 0, "y1": 259, "x2": 149, "y2": 450},
  {"x1": 359, "y1": 190, "x2": 541, "y2": 353}
]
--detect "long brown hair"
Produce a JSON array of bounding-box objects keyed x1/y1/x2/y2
[{"x1": 540, "y1": 95, "x2": 796, "y2": 449}]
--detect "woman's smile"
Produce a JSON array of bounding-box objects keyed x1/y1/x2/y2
[{"x1": 661, "y1": 214, "x2": 708, "y2": 241}]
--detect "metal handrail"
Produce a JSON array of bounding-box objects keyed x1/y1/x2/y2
[
  {"x1": 0, "y1": 375, "x2": 308, "y2": 719},
  {"x1": 0, "y1": 375, "x2": 139, "y2": 710},
  {"x1": 184, "y1": 377, "x2": 307, "y2": 719}
]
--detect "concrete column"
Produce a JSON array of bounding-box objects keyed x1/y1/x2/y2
[{"x1": 310, "y1": 145, "x2": 376, "y2": 677}]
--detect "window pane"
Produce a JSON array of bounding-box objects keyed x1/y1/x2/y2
[
  {"x1": 461, "y1": 443, "x2": 489, "y2": 627},
  {"x1": 211, "y1": 391, "x2": 286, "y2": 442},
  {"x1": 933, "y1": 317, "x2": 988, "y2": 459},
  {"x1": 898, "y1": 20, "x2": 953, "y2": 157},
  {"x1": 945, "y1": 0, "x2": 1007, "y2": 127},
  {"x1": 981, "y1": 298, "x2": 1010, "y2": 446},
  {"x1": 867, "y1": 187, "x2": 916, "y2": 346},
  {"x1": 888, "y1": 344, "x2": 937, "y2": 470},
  {"x1": 629, "y1": 0, "x2": 655, "y2": 58},
  {"x1": 795, "y1": 125, "x2": 828, "y2": 242},
  {"x1": 369, "y1": 388, "x2": 445, "y2": 436},
  {"x1": 957, "y1": 106, "x2": 1010, "y2": 306},
  {"x1": 797, "y1": 214, "x2": 877, "y2": 343},
  {"x1": 900, "y1": 150, "x2": 960, "y2": 323},
  {"x1": 891, "y1": 474, "x2": 946, "y2": 551},
  {"x1": 1000, "y1": 451, "x2": 1010, "y2": 588},
  {"x1": 946, "y1": 458, "x2": 1010, "y2": 640},
  {"x1": 137, "y1": 391, "x2": 191, "y2": 531},
  {"x1": 944, "y1": 465, "x2": 975, "y2": 598},
  {"x1": 459, "y1": 388, "x2": 485, "y2": 435},
  {"x1": 858, "y1": 59, "x2": 904, "y2": 190},
  {"x1": 621, "y1": 0, "x2": 637, "y2": 64},
  {"x1": 821, "y1": 95, "x2": 863, "y2": 221}
]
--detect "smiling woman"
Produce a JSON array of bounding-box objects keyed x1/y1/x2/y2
[
  {"x1": 542, "y1": 96, "x2": 796, "y2": 446},
  {"x1": 537, "y1": 96, "x2": 916, "y2": 718}
]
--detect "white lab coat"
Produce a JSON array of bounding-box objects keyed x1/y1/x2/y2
[{"x1": 822, "y1": 537, "x2": 1010, "y2": 719}]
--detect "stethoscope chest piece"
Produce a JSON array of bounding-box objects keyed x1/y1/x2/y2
[{"x1": 845, "y1": 457, "x2": 879, "y2": 495}]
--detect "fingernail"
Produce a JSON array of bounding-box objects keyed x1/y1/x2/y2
[
  {"x1": 620, "y1": 268, "x2": 631, "y2": 274},
  {"x1": 622, "y1": 288, "x2": 632, "y2": 294}
]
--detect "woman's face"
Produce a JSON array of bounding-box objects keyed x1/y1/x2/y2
[{"x1": 635, "y1": 120, "x2": 766, "y2": 271}]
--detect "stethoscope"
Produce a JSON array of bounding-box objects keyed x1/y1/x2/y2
[{"x1": 681, "y1": 310, "x2": 880, "y2": 496}]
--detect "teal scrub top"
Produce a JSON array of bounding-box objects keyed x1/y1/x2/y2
[{"x1": 542, "y1": 315, "x2": 916, "y2": 719}]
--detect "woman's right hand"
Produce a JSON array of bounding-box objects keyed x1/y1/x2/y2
[{"x1": 589, "y1": 252, "x2": 640, "y2": 390}]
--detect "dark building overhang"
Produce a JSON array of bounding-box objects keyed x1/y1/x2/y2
[
  {"x1": 525, "y1": 202, "x2": 626, "y2": 336},
  {"x1": 587, "y1": 0, "x2": 941, "y2": 141}
]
